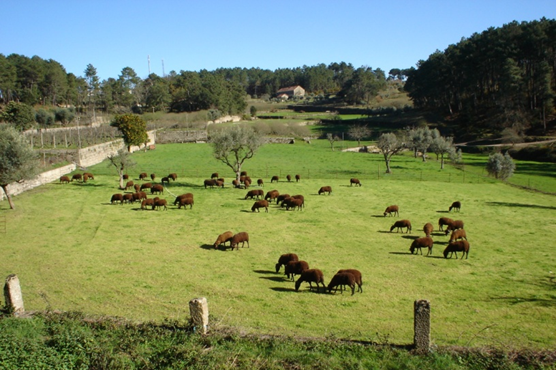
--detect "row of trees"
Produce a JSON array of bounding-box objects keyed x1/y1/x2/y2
[
  {"x1": 405, "y1": 18, "x2": 556, "y2": 135},
  {"x1": 0, "y1": 55, "x2": 392, "y2": 117}
]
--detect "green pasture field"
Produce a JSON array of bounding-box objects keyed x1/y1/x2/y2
[{"x1": 1, "y1": 141, "x2": 555, "y2": 349}]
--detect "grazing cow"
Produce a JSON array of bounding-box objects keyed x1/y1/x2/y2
[
  {"x1": 251, "y1": 200, "x2": 269, "y2": 212},
  {"x1": 83, "y1": 172, "x2": 94, "y2": 180},
  {"x1": 211, "y1": 172, "x2": 219, "y2": 179},
  {"x1": 240, "y1": 171, "x2": 248, "y2": 176},
  {"x1": 178, "y1": 197, "x2": 194, "y2": 209},
  {"x1": 265, "y1": 190, "x2": 280, "y2": 203},
  {"x1": 134, "y1": 184, "x2": 141, "y2": 193},
  {"x1": 139, "y1": 172, "x2": 148, "y2": 180},
  {"x1": 132, "y1": 192, "x2": 147, "y2": 203},
  {"x1": 125, "y1": 181, "x2": 134, "y2": 190},
  {"x1": 161, "y1": 177, "x2": 170, "y2": 185},
  {"x1": 350, "y1": 178, "x2": 362, "y2": 186},
  {"x1": 243, "y1": 179, "x2": 250, "y2": 189},
  {"x1": 390, "y1": 220, "x2": 412, "y2": 233},
  {"x1": 276, "y1": 253, "x2": 299, "y2": 273},
  {"x1": 232, "y1": 179, "x2": 241, "y2": 188},
  {"x1": 286, "y1": 198, "x2": 303, "y2": 211},
  {"x1": 271, "y1": 175, "x2": 279, "y2": 183},
  {"x1": 449, "y1": 201, "x2": 461, "y2": 212},
  {"x1": 152, "y1": 198, "x2": 167, "y2": 211},
  {"x1": 295, "y1": 174, "x2": 300, "y2": 182},
  {"x1": 123, "y1": 174, "x2": 129, "y2": 180},
  {"x1": 140, "y1": 183, "x2": 153, "y2": 191},
  {"x1": 204, "y1": 179, "x2": 217, "y2": 188},
  {"x1": 71, "y1": 174, "x2": 82, "y2": 182},
  {"x1": 215, "y1": 180, "x2": 225, "y2": 188},
  {"x1": 150, "y1": 174, "x2": 156, "y2": 181},
  {"x1": 318, "y1": 186, "x2": 332, "y2": 195},
  {"x1": 410, "y1": 236, "x2": 434, "y2": 256},
  {"x1": 245, "y1": 189, "x2": 263, "y2": 200},
  {"x1": 295, "y1": 269, "x2": 326, "y2": 292},
  {"x1": 231, "y1": 232, "x2": 250, "y2": 250},
  {"x1": 444, "y1": 220, "x2": 464, "y2": 235},
  {"x1": 438, "y1": 217, "x2": 454, "y2": 231},
  {"x1": 257, "y1": 178, "x2": 264, "y2": 187},
  {"x1": 286, "y1": 174, "x2": 292, "y2": 182},
  {"x1": 291, "y1": 195, "x2": 305, "y2": 208},
  {"x1": 141, "y1": 198, "x2": 156, "y2": 210},
  {"x1": 423, "y1": 222, "x2": 434, "y2": 237},
  {"x1": 82, "y1": 174, "x2": 89, "y2": 183},
  {"x1": 60, "y1": 176, "x2": 70, "y2": 184},
  {"x1": 110, "y1": 194, "x2": 124, "y2": 204},
  {"x1": 214, "y1": 231, "x2": 234, "y2": 249},
  {"x1": 151, "y1": 184, "x2": 164, "y2": 194},
  {"x1": 384, "y1": 205, "x2": 399, "y2": 217},
  {"x1": 122, "y1": 193, "x2": 134, "y2": 204},
  {"x1": 173, "y1": 193, "x2": 193, "y2": 205},
  {"x1": 443, "y1": 240, "x2": 470, "y2": 259},
  {"x1": 284, "y1": 260, "x2": 309, "y2": 281},
  {"x1": 168, "y1": 173, "x2": 177, "y2": 181}
]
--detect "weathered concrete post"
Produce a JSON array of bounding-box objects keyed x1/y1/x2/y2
[
  {"x1": 4, "y1": 274, "x2": 25, "y2": 316},
  {"x1": 189, "y1": 297, "x2": 209, "y2": 334},
  {"x1": 413, "y1": 299, "x2": 431, "y2": 353}
]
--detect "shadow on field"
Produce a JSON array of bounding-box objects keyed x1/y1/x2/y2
[
  {"x1": 253, "y1": 270, "x2": 275, "y2": 274},
  {"x1": 436, "y1": 210, "x2": 451, "y2": 213},
  {"x1": 490, "y1": 295, "x2": 556, "y2": 307},
  {"x1": 389, "y1": 251, "x2": 413, "y2": 255},
  {"x1": 401, "y1": 235, "x2": 419, "y2": 240},
  {"x1": 485, "y1": 201, "x2": 556, "y2": 210},
  {"x1": 270, "y1": 287, "x2": 295, "y2": 292},
  {"x1": 371, "y1": 215, "x2": 388, "y2": 218},
  {"x1": 259, "y1": 276, "x2": 287, "y2": 282},
  {"x1": 202, "y1": 244, "x2": 237, "y2": 251}
]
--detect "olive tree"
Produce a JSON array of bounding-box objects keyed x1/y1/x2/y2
[
  {"x1": 377, "y1": 132, "x2": 405, "y2": 173},
  {"x1": 486, "y1": 152, "x2": 515, "y2": 180},
  {"x1": 0, "y1": 125, "x2": 40, "y2": 209},
  {"x1": 209, "y1": 125, "x2": 264, "y2": 180},
  {"x1": 110, "y1": 114, "x2": 148, "y2": 152},
  {"x1": 107, "y1": 148, "x2": 136, "y2": 189},
  {"x1": 347, "y1": 124, "x2": 371, "y2": 147}
]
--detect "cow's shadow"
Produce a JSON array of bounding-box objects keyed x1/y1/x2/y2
[{"x1": 270, "y1": 287, "x2": 295, "y2": 292}]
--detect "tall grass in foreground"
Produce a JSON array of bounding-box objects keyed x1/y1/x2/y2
[{"x1": 1, "y1": 141, "x2": 555, "y2": 348}]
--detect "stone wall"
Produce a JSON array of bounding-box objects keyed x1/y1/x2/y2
[
  {"x1": 1, "y1": 131, "x2": 156, "y2": 202},
  {"x1": 156, "y1": 130, "x2": 207, "y2": 144}
]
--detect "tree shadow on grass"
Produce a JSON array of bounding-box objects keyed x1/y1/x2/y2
[
  {"x1": 490, "y1": 295, "x2": 556, "y2": 307},
  {"x1": 485, "y1": 201, "x2": 556, "y2": 210}
]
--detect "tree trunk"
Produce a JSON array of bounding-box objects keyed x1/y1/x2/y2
[
  {"x1": 119, "y1": 174, "x2": 125, "y2": 190},
  {"x1": 1, "y1": 184, "x2": 15, "y2": 210},
  {"x1": 384, "y1": 154, "x2": 392, "y2": 173},
  {"x1": 440, "y1": 154, "x2": 445, "y2": 169}
]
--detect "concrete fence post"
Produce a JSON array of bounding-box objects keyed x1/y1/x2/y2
[
  {"x1": 189, "y1": 297, "x2": 209, "y2": 334},
  {"x1": 414, "y1": 299, "x2": 431, "y2": 353},
  {"x1": 4, "y1": 274, "x2": 25, "y2": 316}
]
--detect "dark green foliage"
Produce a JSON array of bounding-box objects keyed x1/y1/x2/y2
[
  {"x1": 110, "y1": 114, "x2": 148, "y2": 150},
  {"x1": 35, "y1": 108, "x2": 55, "y2": 126},
  {"x1": 405, "y1": 18, "x2": 556, "y2": 136},
  {"x1": 0, "y1": 101, "x2": 36, "y2": 130},
  {"x1": 0, "y1": 313, "x2": 553, "y2": 370},
  {"x1": 54, "y1": 107, "x2": 75, "y2": 125}
]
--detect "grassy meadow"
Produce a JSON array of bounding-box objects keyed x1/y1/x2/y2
[{"x1": 1, "y1": 141, "x2": 555, "y2": 349}]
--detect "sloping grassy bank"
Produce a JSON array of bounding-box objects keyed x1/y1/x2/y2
[{"x1": 1, "y1": 313, "x2": 554, "y2": 370}]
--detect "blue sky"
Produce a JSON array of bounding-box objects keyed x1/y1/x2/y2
[{"x1": 3, "y1": 0, "x2": 555, "y2": 81}]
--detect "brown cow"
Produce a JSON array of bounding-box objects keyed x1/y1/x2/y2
[
  {"x1": 168, "y1": 173, "x2": 177, "y2": 181},
  {"x1": 318, "y1": 186, "x2": 332, "y2": 195},
  {"x1": 204, "y1": 179, "x2": 217, "y2": 188},
  {"x1": 82, "y1": 174, "x2": 89, "y2": 183},
  {"x1": 139, "y1": 172, "x2": 148, "y2": 180},
  {"x1": 214, "y1": 231, "x2": 234, "y2": 249},
  {"x1": 122, "y1": 193, "x2": 134, "y2": 203},
  {"x1": 110, "y1": 194, "x2": 124, "y2": 204},
  {"x1": 295, "y1": 174, "x2": 301, "y2": 182},
  {"x1": 125, "y1": 181, "x2": 134, "y2": 190},
  {"x1": 134, "y1": 184, "x2": 141, "y2": 193},
  {"x1": 178, "y1": 197, "x2": 194, "y2": 209},
  {"x1": 151, "y1": 184, "x2": 164, "y2": 194},
  {"x1": 141, "y1": 198, "x2": 156, "y2": 210},
  {"x1": 265, "y1": 190, "x2": 280, "y2": 202},
  {"x1": 83, "y1": 172, "x2": 94, "y2": 180},
  {"x1": 161, "y1": 177, "x2": 170, "y2": 185},
  {"x1": 140, "y1": 182, "x2": 153, "y2": 191},
  {"x1": 231, "y1": 232, "x2": 250, "y2": 250},
  {"x1": 251, "y1": 200, "x2": 269, "y2": 212},
  {"x1": 286, "y1": 174, "x2": 292, "y2": 182},
  {"x1": 257, "y1": 178, "x2": 264, "y2": 187},
  {"x1": 211, "y1": 172, "x2": 219, "y2": 179},
  {"x1": 286, "y1": 198, "x2": 303, "y2": 211},
  {"x1": 271, "y1": 175, "x2": 279, "y2": 183},
  {"x1": 71, "y1": 174, "x2": 82, "y2": 182},
  {"x1": 173, "y1": 193, "x2": 193, "y2": 205},
  {"x1": 60, "y1": 176, "x2": 70, "y2": 184},
  {"x1": 245, "y1": 189, "x2": 263, "y2": 200},
  {"x1": 350, "y1": 178, "x2": 362, "y2": 186},
  {"x1": 152, "y1": 198, "x2": 167, "y2": 211},
  {"x1": 123, "y1": 174, "x2": 129, "y2": 180},
  {"x1": 150, "y1": 173, "x2": 156, "y2": 181}
]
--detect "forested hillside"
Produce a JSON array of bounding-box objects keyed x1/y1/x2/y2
[{"x1": 405, "y1": 18, "x2": 556, "y2": 138}]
